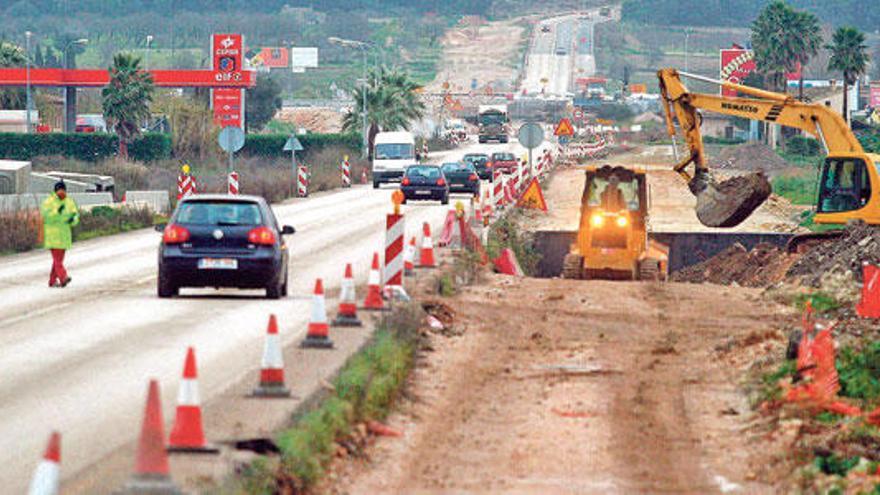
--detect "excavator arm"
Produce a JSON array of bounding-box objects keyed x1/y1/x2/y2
[{"x1": 657, "y1": 68, "x2": 866, "y2": 228}]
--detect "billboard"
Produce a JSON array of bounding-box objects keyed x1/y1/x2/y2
[
  {"x1": 871, "y1": 83, "x2": 880, "y2": 108},
  {"x1": 720, "y1": 47, "x2": 801, "y2": 97},
  {"x1": 291, "y1": 47, "x2": 319, "y2": 71},
  {"x1": 212, "y1": 33, "x2": 244, "y2": 83},
  {"x1": 253, "y1": 47, "x2": 290, "y2": 69}
]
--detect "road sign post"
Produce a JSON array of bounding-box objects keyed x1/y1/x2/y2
[
  {"x1": 518, "y1": 123, "x2": 544, "y2": 183},
  {"x1": 284, "y1": 135, "x2": 305, "y2": 198},
  {"x1": 218, "y1": 126, "x2": 245, "y2": 177}
]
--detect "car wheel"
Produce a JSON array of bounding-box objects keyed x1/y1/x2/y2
[
  {"x1": 157, "y1": 270, "x2": 178, "y2": 298},
  {"x1": 266, "y1": 281, "x2": 282, "y2": 300},
  {"x1": 402, "y1": 197, "x2": 407, "y2": 204},
  {"x1": 373, "y1": 180, "x2": 380, "y2": 189},
  {"x1": 280, "y1": 269, "x2": 289, "y2": 297},
  {"x1": 441, "y1": 193, "x2": 449, "y2": 205}
]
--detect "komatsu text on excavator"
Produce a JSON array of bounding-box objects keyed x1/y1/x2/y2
[{"x1": 657, "y1": 68, "x2": 880, "y2": 231}]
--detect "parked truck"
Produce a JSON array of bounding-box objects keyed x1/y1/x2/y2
[{"x1": 477, "y1": 105, "x2": 509, "y2": 144}]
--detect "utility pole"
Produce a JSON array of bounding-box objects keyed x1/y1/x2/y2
[
  {"x1": 25, "y1": 31, "x2": 32, "y2": 134},
  {"x1": 145, "y1": 35, "x2": 153, "y2": 71},
  {"x1": 328, "y1": 37, "x2": 373, "y2": 159},
  {"x1": 63, "y1": 38, "x2": 87, "y2": 133}
]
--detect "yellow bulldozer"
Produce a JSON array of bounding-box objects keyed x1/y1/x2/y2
[{"x1": 562, "y1": 165, "x2": 669, "y2": 280}]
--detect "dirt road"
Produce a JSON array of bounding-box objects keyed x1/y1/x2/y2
[
  {"x1": 529, "y1": 149, "x2": 800, "y2": 233},
  {"x1": 329, "y1": 275, "x2": 790, "y2": 494}
]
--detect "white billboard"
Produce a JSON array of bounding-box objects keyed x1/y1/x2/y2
[{"x1": 291, "y1": 47, "x2": 318, "y2": 71}]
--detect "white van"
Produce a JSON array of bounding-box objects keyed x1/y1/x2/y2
[{"x1": 372, "y1": 131, "x2": 416, "y2": 188}]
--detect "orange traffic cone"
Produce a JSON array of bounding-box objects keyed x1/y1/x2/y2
[
  {"x1": 301, "y1": 278, "x2": 334, "y2": 348},
  {"x1": 123, "y1": 379, "x2": 181, "y2": 494},
  {"x1": 168, "y1": 347, "x2": 218, "y2": 453},
  {"x1": 252, "y1": 315, "x2": 291, "y2": 397},
  {"x1": 417, "y1": 222, "x2": 436, "y2": 268},
  {"x1": 333, "y1": 264, "x2": 362, "y2": 327},
  {"x1": 363, "y1": 252, "x2": 386, "y2": 311},
  {"x1": 28, "y1": 431, "x2": 60, "y2": 495},
  {"x1": 404, "y1": 237, "x2": 416, "y2": 275}
]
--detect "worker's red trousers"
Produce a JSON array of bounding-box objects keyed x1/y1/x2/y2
[{"x1": 49, "y1": 249, "x2": 68, "y2": 286}]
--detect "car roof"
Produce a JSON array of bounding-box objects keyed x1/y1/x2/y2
[{"x1": 179, "y1": 194, "x2": 266, "y2": 205}]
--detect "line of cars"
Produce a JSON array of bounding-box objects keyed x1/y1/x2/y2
[{"x1": 398, "y1": 151, "x2": 522, "y2": 204}]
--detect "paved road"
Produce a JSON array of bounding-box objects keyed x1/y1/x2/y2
[{"x1": 0, "y1": 140, "x2": 534, "y2": 491}]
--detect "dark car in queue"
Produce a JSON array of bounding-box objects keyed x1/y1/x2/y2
[
  {"x1": 440, "y1": 162, "x2": 481, "y2": 197},
  {"x1": 400, "y1": 164, "x2": 449, "y2": 205},
  {"x1": 463, "y1": 153, "x2": 492, "y2": 181},
  {"x1": 157, "y1": 194, "x2": 295, "y2": 299},
  {"x1": 490, "y1": 151, "x2": 519, "y2": 174}
]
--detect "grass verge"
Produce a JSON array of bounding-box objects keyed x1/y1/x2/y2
[{"x1": 230, "y1": 303, "x2": 424, "y2": 494}]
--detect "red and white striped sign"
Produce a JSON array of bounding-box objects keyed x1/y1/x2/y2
[
  {"x1": 384, "y1": 213, "x2": 405, "y2": 289},
  {"x1": 341, "y1": 158, "x2": 351, "y2": 187},
  {"x1": 227, "y1": 171, "x2": 239, "y2": 195},
  {"x1": 177, "y1": 173, "x2": 197, "y2": 200},
  {"x1": 297, "y1": 164, "x2": 309, "y2": 197}
]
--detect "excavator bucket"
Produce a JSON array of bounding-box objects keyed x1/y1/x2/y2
[{"x1": 692, "y1": 172, "x2": 772, "y2": 228}]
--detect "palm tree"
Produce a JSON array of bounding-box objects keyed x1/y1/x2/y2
[
  {"x1": 102, "y1": 53, "x2": 154, "y2": 157},
  {"x1": 827, "y1": 26, "x2": 870, "y2": 125},
  {"x1": 341, "y1": 66, "x2": 426, "y2": 159},
  {"x1": 751, "y1": 1, "x2": 798, "y2": 93},
  {"x1": 791, "y1": 11, "x2": 823, "y2": 101}
]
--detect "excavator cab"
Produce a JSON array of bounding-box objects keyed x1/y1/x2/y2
[{"x1": 563, "y1": 165, "x2": 668, "y2": 280}]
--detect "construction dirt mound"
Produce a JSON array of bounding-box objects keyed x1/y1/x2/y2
[
  {"x1": 787, "y1": 224, "x2": 880, "y2": 287},
  {"x1": 675, "y1": 224, "x2": 880, "y2": 288},
  {"x1": 673, "y1": 242, "x2": 796, "y2": 287},
  {"x1": 710, "y1": 143, "x2": 791, "y2": 174}
]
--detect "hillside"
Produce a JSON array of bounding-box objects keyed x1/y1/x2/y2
[{"x1": 622, "y1": 0, "x2": 880, "y2": 30}]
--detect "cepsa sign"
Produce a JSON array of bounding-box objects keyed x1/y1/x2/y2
[
  {"x1": 720, "y1": 48, "x2": 756, "y2": 97},
  {"x1": 213, "y1": 34, "x2": 243, "y2": 83},
  {"x1": 213, "y1": 88, "x2": 243, "y2": 128}
]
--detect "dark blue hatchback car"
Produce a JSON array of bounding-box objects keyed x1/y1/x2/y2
[
  {"x1": 400, "y1": 164, "x2": 450, "y2": 205},
  {"x1": 156, "y1": 195, "x2": 295, "y2": 299}
]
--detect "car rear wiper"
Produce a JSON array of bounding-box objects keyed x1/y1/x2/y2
[{"x1": 217, "y1": 221, "x2": 241, "y2": 226}]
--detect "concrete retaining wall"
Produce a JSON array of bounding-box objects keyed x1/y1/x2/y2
[{"x1": 0, "y1": 192, "x2": 114, "y2": 213}]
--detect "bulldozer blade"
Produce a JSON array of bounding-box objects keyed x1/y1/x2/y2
[{"x1": 693, "y1": 172, "x2": 772, "y2": 228}]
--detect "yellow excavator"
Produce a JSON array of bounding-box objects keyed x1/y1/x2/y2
[{"x1": 657, "y1": 68, "x2": 880, "y2": 236}]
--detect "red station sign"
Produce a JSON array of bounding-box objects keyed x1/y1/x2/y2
[{"x1": 211, "y1": 34, "x2": 246, "y2": 128}]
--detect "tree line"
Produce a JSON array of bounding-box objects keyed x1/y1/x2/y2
[{"x1": 621, "y1": 0, "x2": 880, "y2": 31}]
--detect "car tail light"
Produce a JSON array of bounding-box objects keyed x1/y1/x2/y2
[
  {"x1": 468, "y1": 173, "x2": 479, "y2": 181},
  {"x1": 162, "y1": 224, "x2": 190, "y2": 244},
  {"x1": 437, "y1": 178, "x2": 446, "y2": 186},
  {"x1": 487, "y1": 161, "x2": 493, "y2": 167},
  {"x1": 402, "y1": 177, "x2": 411, "y2": 186},
  {"x1": 248, "y1": 226, "x2": 277, "y2": 245}
]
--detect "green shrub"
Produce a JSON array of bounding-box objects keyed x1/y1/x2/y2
[
  {"x1": 127, "y1": 133, "x2": 173, "y2": 162},
  {"x1": 813, "y1": 454, "x2": 860, "y2": 476},
  {"x1": 837, "y1": 342, "x2": 880, "y2": 401},
  {"x1": 0, "y1": 132, "x2": 171, "y2": 162},
  {"x1": 772, "y1": 173, "x2": 817, "y2": 205},
  {"x1": 704, "y1": 136, "x2": 745, "y2": 145},
  {"x1": 786, "y1": 135, "x2": 821, "y2": 156}
]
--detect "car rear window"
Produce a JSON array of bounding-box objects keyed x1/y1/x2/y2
[
  {"x1": 493, "y1": 153, "x2": 515, "y2": 161},
  {"x1": 176, "y1": 201, "x2": 263, "y2": 226},
  {"x1": 442, "y1": 163, "x2": 475, "y2": 173},
  {"x1": 406, "y1": 166, "x2": 441, "y2": 179}
]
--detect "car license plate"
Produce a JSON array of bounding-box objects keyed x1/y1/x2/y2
[
  {"x1": 198, "y1": 258, "x2": 238, "y2": 270},
  {"x1": 452, "y1": 183, "x2": 464, "y2": 187},
  {"x1": 415, "y1": 190, "x2": 432, "y2": 195}
]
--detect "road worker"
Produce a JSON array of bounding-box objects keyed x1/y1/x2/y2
[{"x1": 40, "y1": 181, "x2": 79, "y2": 287}]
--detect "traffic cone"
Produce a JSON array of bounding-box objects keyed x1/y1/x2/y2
[
  {"x1": 123, "y1": 379, "x2": 181, "y2": 494},
  {"x1": 301, "y1": 278, "x2": 334, "y2": 349},
  {"x1": 333, "y1": 264, "x2": 362, "y2": 327},
  {"x1": 28, "y1": 431, "x2": 60, "y2": 495},
  {"x1": 404, "y1": 237, "x2": 416, "y2": 275},
  {"x1": 417, "y1": 222, "x2": 436, "y2": 268},
  {"x1": 363, "y1": 252, "x2": 386, "y2": 311},
  {"x1": 252, "y1": 315, "x2": 291, "y2": 397},
  {"x1": 168, "y1": 347, "x2": 218, "y2": 453}
]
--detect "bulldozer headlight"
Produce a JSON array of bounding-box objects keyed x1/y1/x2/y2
[
  {"x1": 616, "y1": 215, "x2": 628, "y2": 227},
  {"x1": 590, "y1": 213, "x2": 605, "y2": 227}
]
